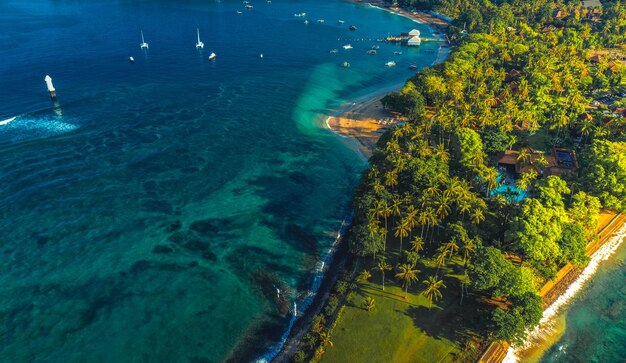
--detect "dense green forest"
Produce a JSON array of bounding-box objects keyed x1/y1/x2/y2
[
  {"x1": 366, "y1": 0, "x2": 625, "y2": 345},
  {"x1": 296, "y1": 0, "x2": 626, "y2": 361}
]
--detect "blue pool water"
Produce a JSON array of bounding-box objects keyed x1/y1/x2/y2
[{"x1": 0, "y1": 0, "x2": 439, "y2": 361}]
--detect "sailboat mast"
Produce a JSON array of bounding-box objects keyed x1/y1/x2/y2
[{"x1": 197, "y1": 28, "x2": 200, "y2": 43}]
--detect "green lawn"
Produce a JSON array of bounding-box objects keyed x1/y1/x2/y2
[{"x1": 321, "y1": 256, "x2": 489, "y2": 363}]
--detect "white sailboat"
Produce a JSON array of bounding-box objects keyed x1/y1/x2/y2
[
  {"x1": 196, "y1": 28, "x2": 204, "y2": 49},
  {"x1": 140, "y1": 31, "x2": 149, "y2": 49},
  {"x1": 209, "y1": 52, "x2": 216, "y2": 61}
]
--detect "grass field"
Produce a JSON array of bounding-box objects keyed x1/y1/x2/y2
[{"x1": 321, "y1": 254, "x2": 490, "y2": 363}]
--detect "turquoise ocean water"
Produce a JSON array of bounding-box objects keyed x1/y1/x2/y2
[
  {"x1": 540, "y1": 239, "x2": 626, "y2": 363},
  {"x1": 0, "y1": 1, "x2": 438, "y2": 361}
]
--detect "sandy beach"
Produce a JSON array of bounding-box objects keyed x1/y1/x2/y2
[
  {"x1": 326, "y1": 96, "x2": 403, "y2": 159},
  {"x1": 325, "y1": 1, "x2": 451, "y2": 160}
]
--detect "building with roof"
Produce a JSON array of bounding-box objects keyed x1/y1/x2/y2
[
  {"x1": 497, "y1": 147, "x2": 578, "y2": 177},
  {"x1": 407, "y1": 36, "x2": 421, "y2": 46}
]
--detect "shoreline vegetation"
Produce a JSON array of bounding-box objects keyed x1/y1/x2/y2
[
  {"x1": 273, "y1": 3, "x2": 454, "y2": 362},
  {"x1": 282, "y1": 0, "x2": 626, "y2": 362}
]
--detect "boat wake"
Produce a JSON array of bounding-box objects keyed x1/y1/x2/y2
[
  {"x1": 255, "y1": 213, "x2": 353, "y2": 363},
  {"x1": 503, "y1": 222, "x2": 626, "y2": 362},
  {"x1": 0, "y1": 117, "x2": 16, "y2": 126},
  {"x1": 0, "y1": 114, "x2": 77, "y2": 143}
]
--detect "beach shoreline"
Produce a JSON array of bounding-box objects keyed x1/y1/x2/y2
[
  {"x1": 270, "y1": 4, "x2": 453, "y2": 362},
  {"x1": 481, "y1": 212, "x2": 626, "y2": 363}
]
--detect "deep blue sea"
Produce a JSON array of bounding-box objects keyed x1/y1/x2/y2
[{"x1": 0, "y1": 1, "x2": 438, "y2": 361}]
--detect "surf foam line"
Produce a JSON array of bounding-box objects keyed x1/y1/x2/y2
[
  {"x1": 255, "y1": 212, "x2": 354, "y2": 363},
  {"x1": 503, "y1": 222, "x2": 626, "y2": 362}
]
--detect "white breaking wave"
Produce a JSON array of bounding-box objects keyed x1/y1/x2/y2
[
  {"x1": 255, "y1": 214, "x2": 353, "y2": 363},
  {"x1": 503, "y1": 222, "x2": 626, "y2": 362}
]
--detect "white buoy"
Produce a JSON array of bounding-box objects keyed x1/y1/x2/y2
[
  {"x1": 44, "y1": 75, "x2": 57, "y2": 100},
  {"x1": 260, "y1": 53, "x2": 264, "y2": 59}
]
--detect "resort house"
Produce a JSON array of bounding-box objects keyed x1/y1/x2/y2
[{"x1": 497, "y1": 147, "x2": 578, "y2": 177}]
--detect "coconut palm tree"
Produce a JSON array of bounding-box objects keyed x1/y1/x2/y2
[
  {"x1": 517, "y1": 148, "x2": 531, "y2": 165},
  {"x1": 410, "y1": 236, "x2": 425, "y2": 254},
  {"x1": 376, "y1": 257, "x2": 392, "y2": 291},
  {"x1": 470, "y1": 208, "x2": 485, "y2": 225},
  {"x1": 394, "y1": 219, "x2": 410, "y2": 252},
  {"x1": 364, "y1": 296, "x2": 376, "y2": 312},
  {"x1": 444, "y1": 240, "x2": 459, "y2": 258},
  {"x1": 358, "y1": 269, "x2": 371, "y2": 283},
  {"x1": 395, "y1": 263, "x2": 420, "y2": 299},
  {"x1": 385, "y1": 169, "x2": 399, "y2": 190},
  {"x1": 422, "y1": 275, "x2": 447, "y2": 309},
  {"x1": 434, "y1": 143, "x2": 450, "y2": 163},
  {"x1": 435, "y1": 245, "x2": 448, "y2": 276},
  {"x1": 371, "y1": 178, "x2": 386, "y2": 195}
]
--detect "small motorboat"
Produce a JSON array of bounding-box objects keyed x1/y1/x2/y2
[
  {"x1": 342, "y1": 61, "x2": 350, "y2": 68},
  {"x1": 342, "y1": 44, "x2": 353, "y2": 50},
  {"x1": 260, "y1": 53, "x2": 264, "y2": 59},
  {"x1": 244, "y1": 4, "x2": 253, "y2": 8},
  {"x1": 338, "y1": 20, "x2": 345, "y2": 24},
  {"x1": 304, "y1": 20, "x2": 309, "y2": 25},
  {"x1": 129, "y1": 56, "x2": 135, "y2": 63},
  {"x1": 386, "y1": 61, "x2": 396, "y2": 67},
  {"x1": 294, "y1": 12, "x2": 306, "y2": 17},
  {"x1": 209, "y1": 52, "x2": 217, "y2": 61},
  {"x1": 140, "y1": 30, "x2": 149, "y2": 49},
  {"x1": 317, "y1": 19, "x2": 325, "y2": 23},
  {"x1": 236, "y1": 10, "x2": 243, "y2": 14},
  {"x1": 349, "y1": 25, "x2": 357, "y2": 30},
  {"x1": 394, "y1": 51, "x2": 403, "y2": 55},
  {"x1": 330, "y1": 49, "x2": 338, "y2": 54},
  {"x1": 367, "y1": 49, "x2": 377, "y2": 55},
  {"x1": 408, "y1": 64, "x2": 418, "y2": 70},
  {"x1": 371, "y1": 45, "x2": 380, "y2": 50}
]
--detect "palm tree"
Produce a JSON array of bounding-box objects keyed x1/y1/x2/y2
[
  {"x1": 385, "y1": 169, "x2": 399, "y2": 190},
  {"x1": 444, "y1": 240, "x2": 459, "y2": 258},
  {"x1": 434, "y1": 244, "x2": 448, "y2": 276},
  {"x1": 460, "y1": 238, "x2": 476, "y2": 266},
  {"x1": 394, "y1": 219, "x2": 410, "y2": 252},
  {"x1": 436, "y1": 195, "x2": 452, "y2": 220},
  {"x1": 470, "y1": 208, "x2": 485, "y2": 225},
  {"x1": 376, "y1": 258, "x2": 392, "y2": 291},
  {"x1": 371, "y1": 178, "x2": 385, "y2": 195},
  {"x1": 517, "y1": 148, "x2": 531, "y2": 165},
  {"x1": 418, "y1": 210, "x2": 429, "y2": 238},
  {"x1": 422, "y1": 275, "x2": 446, "y2": 309},
  {"x1": 434, "y1": 143, "x2": 450, "y2": 163},
  {"x1": 395, "y1": 263, "x2": 420, "y2": 299},
  {"x1": 391, "y1": 197, "x2": 402, "y2": 222},
  {"x1": 405, "y1": 204, "x2": 418, "y2": 238},
  {"x1": 358, "y1": 269, "x2": 371, "y2": 283},
  {"x1": 374, "y1": 200, "x2": 392, "y2": 251},
  {"x1": 410, "y1": 236, "x2": 425, "y2": 254},
  {"x1": 364, "y1": 296, "x2": 376, "y2": 312}
]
